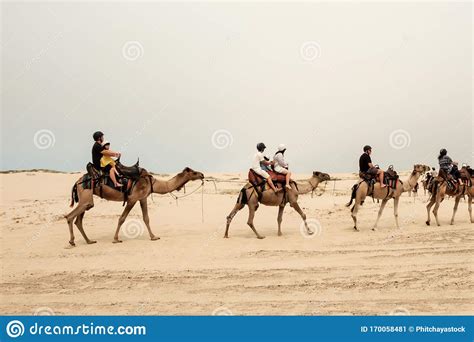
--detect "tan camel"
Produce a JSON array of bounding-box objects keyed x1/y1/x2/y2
[
  {"x1": 224, "y1": 171, "x2": 330, "y2": 239},
  {"x1": 65, "y1": 167, "x2": 204, "y2": 246},
  {"x1": 346, "y1": 164, "x2": 430, "y2": 231},
  {"x1": 426, "y1": 167, "x2": 473, "y2": 226}
]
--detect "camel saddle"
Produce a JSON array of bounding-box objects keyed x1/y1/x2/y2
[
  {"x1": 248, "y1": 169, "x2": 287, "y2": 188},
  {"x1": 359, "y1": 166, "x2": 399, "y2": 189},
  {"x1": 83, "y1": 161, "x2": 138, "y2": 205}
]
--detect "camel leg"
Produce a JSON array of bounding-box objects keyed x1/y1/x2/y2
[
  {"x1": 393, "y1": 197, "x2": 400, "y2": 229},
  {"x1": 140, "y1": 198, "x2": 159, "y2": 241},
  {"x1": 277, "y1": 205, "x2": 285, "y2": 236},
  {"x1": 426, "y1": 197, "x2": 436, "y2": 226},
  {"x1": 65, "y1": 203, "x2": 92, "y2": 246},
  {"x1": 469, "y1": 195, "x2": 473, "y2": 223},
  {"x1": 373, "y1": 199, "x2": 388, "y2": 231},
  {"x1": 247, "y1": 204, "x2": 265, "y2": 239},
  {"x1": 351, "y1": 203, "x2": 359, "y2": 231},
  {"x1": 74, "y1": 212, "x2": 97, "y2": 244},
  {"x1": 224, "y1": 202, "x2": 245, "y2": 238},
  {"x1": 290, "y1": 202, "x2": 312, "y2": 235},
  {"x1": 432, "y1": 197, "x2": 442, "y2": 227},
  {"x1": 450, "y1": 195, "x2": 461, "y2": 225},
  {"x1": 113, "y1": 201, "x2": 137, "y2": 243}
]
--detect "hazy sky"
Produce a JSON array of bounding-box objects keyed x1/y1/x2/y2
[{"x1": 1, "y1": 1, "x2": 472, "y2": 173}]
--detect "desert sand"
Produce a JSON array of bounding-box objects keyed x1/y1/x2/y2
[{"x1": 0, "y1": 171, "x2": 472, "y2": 315}]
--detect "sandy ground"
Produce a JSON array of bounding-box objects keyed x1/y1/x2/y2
[{"x1": 0, "y1": 171, "x2": 473, "y2": 315}]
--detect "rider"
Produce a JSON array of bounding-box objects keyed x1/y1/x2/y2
[
  {"x1": 100, "y1": 141, "x2": 122, "y2": 187},
  {"x1": 359, "y1": 145, "x2": 386, "y2": 187},
  {"x1": 92, "y1": 131, "x2": 122, "y2": 186},
  {"x1": 252, "y1": 143, "x2": 281, "y2": 193},
  {"x1": 273, "y1": 144, "x2": 292, "y2": 190}
]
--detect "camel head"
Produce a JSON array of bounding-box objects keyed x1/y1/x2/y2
[
  {"x1": 180, "y1": 167, "x2": 205, "y2": 182},
  {"x1": 312, "y1": 171, "x2": 331, "y2": 182},
  {"x1": 413, "y1": 164, "x2": 430, "y2": 175}
]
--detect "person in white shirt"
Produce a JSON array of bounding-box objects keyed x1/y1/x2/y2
[
  {"x1": 252, "y1": 142, "x2": 280, "y2": 193},
  {"x1": 273, "y1": 144, "x2": 292, "y2": 190}
]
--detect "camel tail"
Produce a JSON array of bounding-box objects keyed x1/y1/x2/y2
[
  {"x1": 70, "y1": 183, "x2": 78, "y2": 207},
  {"x1": 346, "y1": 183, "x2": 358, "y2": 207}
]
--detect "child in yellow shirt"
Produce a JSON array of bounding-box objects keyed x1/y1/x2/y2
[{"x1": 100, "y1": 141, "x2": 121, "y2": 187}]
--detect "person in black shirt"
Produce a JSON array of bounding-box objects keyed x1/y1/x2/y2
[
  {"x1": 359, "y1": 145, "x2": 386, "y2": 187},
  {"x1": 91, "y1": 131, "x2": 121, "y2": 173}
]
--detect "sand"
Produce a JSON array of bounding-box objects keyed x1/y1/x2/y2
[{"x1": 0, "y1": 171, "x2": 472, "y2": 315}]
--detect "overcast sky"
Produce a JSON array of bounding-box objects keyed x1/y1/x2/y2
[{"x1": 1, "y1": 1, "x2": 472, "y2": 173}]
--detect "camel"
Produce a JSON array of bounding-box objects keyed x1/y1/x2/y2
[
  {"x1": 426, "y1": 167, "x2": 473, "y2": 226},
  {"x1": 65, "y1": 166, "x2": 204, "y2": 246},
  {"x1": 346, "y1": 164, "x2": 430, "y2": 231},
  {"x1": 224, "y1": 171, "x2": 330, "y2": 239}
]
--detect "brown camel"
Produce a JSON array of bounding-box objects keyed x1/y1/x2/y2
[
  {"x1": 224, "y1": 171, "x2": 330, "y2": 239},
  {"x1": 426, "y1": 167, "x2": 473, "y2": 226},
  {"x1": 65, "y1": 167, "x2": 204, "y2": 246},
  {"x1": 346, "y1": 164, "x2": 429, "y2": 231}
]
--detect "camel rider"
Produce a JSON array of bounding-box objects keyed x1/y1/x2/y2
[
  {"x1": 437, "y1": 148, "x2": 460, "y2": 182},
  {"x1": 92, "y1": 131, "x2": 121, "y2": 178},
  {"x1": 252, "y1": 143, "x2": 281, "y2": 193},
  {"x1": 273, "y1": 144, "x2": 292, "y2": 190},
  {"x1": 359, "y1": 145, "x2": 386, "y2": 188}
]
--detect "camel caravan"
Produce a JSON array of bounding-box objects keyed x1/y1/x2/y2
[{"x1": 65, "y1": 132, "x2": 473, "y2": 245}]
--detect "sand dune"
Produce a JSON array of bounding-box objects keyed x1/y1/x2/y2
[{"x1": 0, "y1": 171, "x2": 472, "y2": 315}]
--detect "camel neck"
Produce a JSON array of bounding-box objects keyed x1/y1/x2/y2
[
  {"x1": 402, "y1": 171, "x2": 421, "y2": 192},
  {"x1": 297, "y1": 178, "x2": 319, "y2": 194},
  {"x1": 152, "y1": 173, "x2": 188, "y2": 194}
]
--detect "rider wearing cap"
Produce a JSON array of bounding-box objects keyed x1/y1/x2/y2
[
  {"x1": 359, "y1": 145, "x2": 386, "y2": 187},
  {"x1": 252, "y1": 143, "x2": 280, "y2": 193},
  {"x1": 273, "y1": 144, "x2": 292, "y2": 190},
  {"x1": 91, "y1": 131, "x2": 122, "y2": 186}
]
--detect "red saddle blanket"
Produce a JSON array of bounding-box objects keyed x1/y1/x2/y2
[{"x1": 248, "y1": 169, "x2": 286, "y2": 186}]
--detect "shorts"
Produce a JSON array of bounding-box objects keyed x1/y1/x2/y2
[
  {"x1": 252, "y1": 168, "x2": 270, "y2": 179},
  {"x1": 367, "y1": 167, "x2": 379, "y2": 176},
  {"x1": 274, "y1": 166, "x2": 289, "y2": 175}
]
